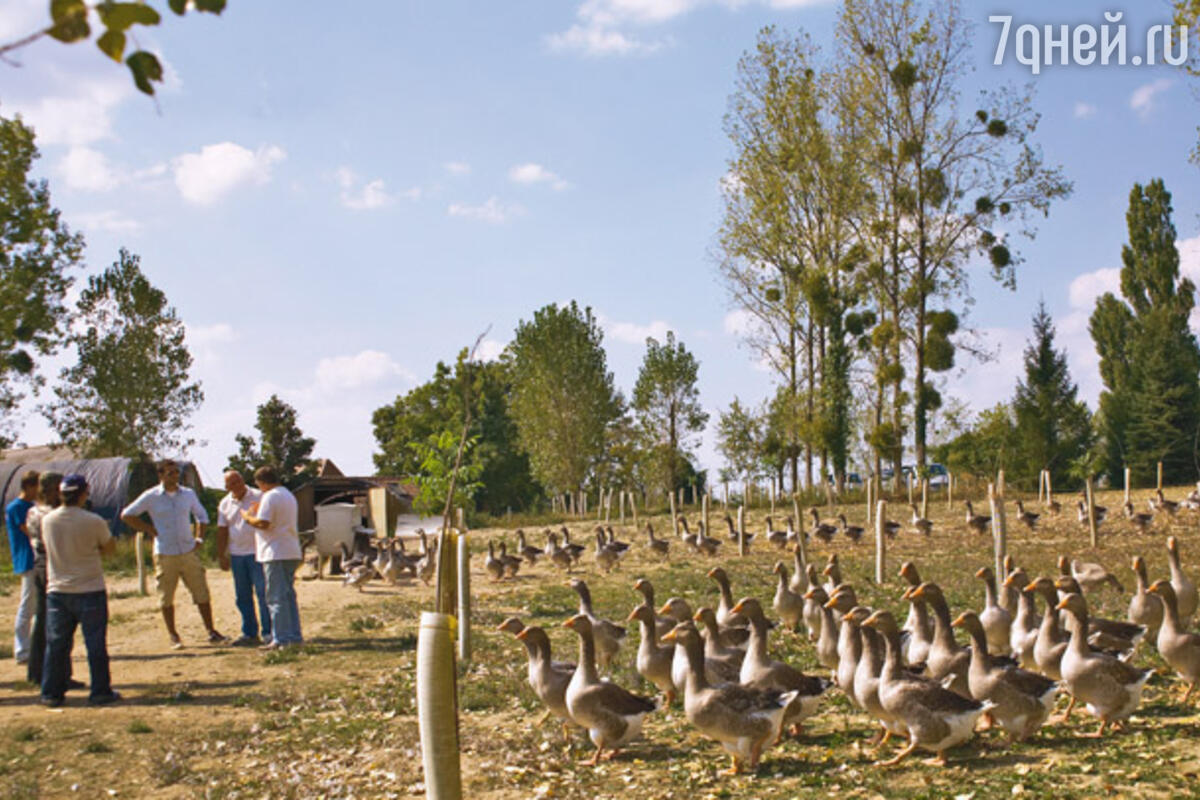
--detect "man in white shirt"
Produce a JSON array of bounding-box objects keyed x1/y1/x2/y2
[
  {"x1": 240, "y1": 465, "x2": 303, "y2": 650},
  {"x1": 216, "y1": 470, "x2": 270, "y2": 646},
  {"x1": 121, "y1": 459, "x2": 228, "y2": 649}
]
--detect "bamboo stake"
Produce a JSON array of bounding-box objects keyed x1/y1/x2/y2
[
  {"x1": 723, "y1": 481, "x2": 728, "y2": 508},
  {"x1": 1045, "y1": 472, "x2": 1053, "y2": 508},
  {"x1": 1085, "y1": 477, "x2": 1099, "y2": 548},
  {"x1": 907, "y1": 473, "x2": 914, "y2": 505},
  {"x1": 1157, "y1": 461, "x2": 1164, "y2": 492},
  {"x1": 456, "y1": 529, "x2": 471, "y2": 662},
  {"x1": 988, "y1": 483, "x2": 1007, "y2": 587},
  {"x1": 1038, "y1": 470, "x2": 1045, "y2": 504},
  {"x1": 920, "y1": 478, "x2": 928, "y2": 520},
  {"x1": 619, "y1": 489, "x2": 625, "y2": 525},
  {"x1": 737, "y1": 505, "x2": 746, "y2": 557},
  {"x1": 770, "y1": 482, "x2": 776, "y2": 515},
  {"x1": 875, "y1": 500, "x2": 887, "y2": 585},
  {"x1": 997, "y1": 469, "x2": 1006, "y2": 498},
  {"x1": 678, "y1": 487, "x2": 685, "y2": 512},
  {"x1": 792, "y1": 493, "x2": 807, "y2": 568},
  {"x1": 947, "y1": 471, "x2": 954, "y2": 509},
  {"x1": 865, "y1": 477, "x2": 873, "y2": 525},
  {"x1": 1124, "y1": 467, "x2": 1131, "y2": 508},
  {"x1": 669, "y1": 489, "x2": 679, "y2": 539}
]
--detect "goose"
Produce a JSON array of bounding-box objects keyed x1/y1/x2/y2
[
  {"x1": 659, "y1": 596, "x2": 694, "y2": 626},
  {"x1": 485, "y1": 540, "x2": 505, "y2": 582},
  {"x1": 1060, "y1": 556, "x2": 1123, "y2": 593},
  {"x1": 1003, "y1": 568, "x2": 1040, "y2": 671},
  {"x1": 852, "y1": 607, "x2": 907, "y2": 748},
  {"x1": 909, "y1": 582, "x2": 971, "y2": 699},
  {"x1": 1055, "y1": 594, "x2": 1152, "y2": 736},
  {"x1": 822, "y1": 554, "x2": 843, "y2": 597},
  {"x1": 976, "y1": 566, "x2": 1013, "y2": 656},
  {"x1": 604, "y1": 526, "x2": 631, "y2": 557},
  {"x1": 964, "y1": 501, "x2": 990, "y2": 535},
  {"x1": 808, "y1": 507, "x2": 837, "y2": 543},
  {"x1": 861, "y1": 610, "x2": 990, "y2": 766},
  {"x1": 1077, "y1": 499, "x2": 1107, "y2": 526},
  {"x1": 1124, "y1": 502, "x2": 1154, "y2": 534},
  {"x1": 908, "y1": 504, "x2": 933, "y2": 536},
  {"x1": 1026, "y1": 577, "x2": 1071, "y2": 682},
  {"x1": 684, "y1": 519, "x2": 722, "y2": 556},
  {"x1": 560, "y1": 528, "x2": 586, "y2": 565},
  {"x1": 838, "y1": 514, "x2": 864, "y2": 544},
  {"x1": 568, "y1": 579, "x2": 625, "y2": 671},
  {"x1": 593, "y1": 530, "x2": 619, "y2": 574},
  {"x1": 707, "y1": 567, "x2": 748, "y2": 629},
  {"x1": 899, "y1": 585, "x2": 934, "y2": 668},
  {"x1": 800, "y1": 564, "x2": 824, "y2": 641},
  {"x1": 721, "y1": 514, "x2": 755, "y2": 549},
  {"x1": 772, "y1": 562, "x2": 804, "y2": 632},
  {"x1": 828, "y1": 589, "x2": 864, "y2": 700},
  {"x1": 667, "y1": 613, "x2": 739, "y2": 693},
  {"x1": 628, "y1": 605, "x2": 677, "y2": 703},
  {"x1": 1128, "y1": 555, "x2": 1164, "y2": 640},
  {"x1": 1014, "y1": 501, "x2": 1039, "y2": 531},
  {"x1": 632, "y1": 578, "x2": 676, "y2": 640},
  {"x1": 1167, "y1": 536, "x2": 1198, "y2": 624},
  {"x1": 516, "y1": 529, "x2": 543, "y2": 566},
  {"x1": 952, "y1": 611, "x2": 1057, "y2": 743},
  {"x1": 788, "y1": 546, "x2": 808, "y2": 594},
  {"x1": 498, "y1": 618, "x2": 576, "y2": 738},
  {"x1": 1053, "y1": 576, "x2": 1145, "y2": 652},
  {"x1": 498, "y1": 540, "x2": 522, "y2": 579},
  {"x1": 1147, "y1": 581, "x2": 1200, "y2": 702},
  {"x1": 1151, "y1": 489, "x2": 1180, "y2": 516},
  {"x1": 692, "y1": 607, "x2": 747, "y2": 673},
  {"x1": 898, "y1": 562, "x2": 933, "y2": 642},
  {"x1": 379, "y1": 539, "x2": 403, "y2": 584},
  {"x1": 416, "y1": 531, "x2": 436, "y2": 586},
  {"x1": 563, "y1": 615, "x2": 659, "y2": 765},
  {"x1": 644, "y1": 523, "x2": 670, "y2": 559},
  {"x1": 764, "y1": 516, "x2": 790, "y2": 549},
  {"x1": 369, "y1": 539, "x2": 389, "y2": 578},
  {"x1": 999, "y1": 554, "x2": 1020, "y2": 618},
  {"x1": 661, "y1": 623, "x2": 796, "y2": 775},
  {"x1": 803, "y1": 585, "x2": 840, "y2": 671},
  {"x1": 1044, "y1": 496, "x2": 1062, "y2": 515},
  {"x1": 546, "y1": 533, "x2": 574, "y2": 574},
  {"x1": 342, "y1": 564, "x2": 373, "y2": 591},
  {"x1": 391, "y1": 537, "x2": 418, "y2": 578},
  {"x1": 731, "y1": 597, "x2": 831, "y2": 736}
]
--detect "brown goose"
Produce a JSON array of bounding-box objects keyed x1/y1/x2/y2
[
  {"x1": 707, "y1": 567, "x2": 748, "y2": 629},
  {"x1": 788, "y1": 546, "x2": 809, "y2": 595},
  {"x1": 852, "y1": 607, "x2": 907, "y2": 748},
  {"x1": 1147, "y1": 581, "x2": 1200, "y2": 703},
  {"x1": 1027, "y1": 576, "x2": 1071, "y2": 682},
  {"x1": 693, "y1": 607, "x2": 747, "y2": 671},
  {"x1": 731, "y1": 597, "x2": 831, "y2": 735},
  {"x1": 1014, "y1": 501, "x2": 1039, "y2": 531},
  {"x1": 828, "y1": 589, "x2": 864, "y2": 701},
  {"x1": 772, "y1": 561, "x2": 804, "y2": 632},
  {"x1": 822, "y1": 554, "x2": 843, "y2": 597},
  {"x1": 900, "y1": 586, "x2": 934, "y2": 668},
  {"x1": 628, "y1": 604, "x2": 677, "y2": 703},
  {"x1": 803, "y1": 585, "x2": 839, "y2": 671},
  {"x1": 808, "y1": 507, "x2": 838, "y2": 543},
  {"x1": 976, "y1": 566, "x2": 1013, "y2": 656},
  {"x1": 1053, "y1": 576, "x2": 1145, "y2": 652},
  {"x1": 568, "y1": 578, "x2": 625, "y2": 671},
  {"x1": 1167, "y1": 537, "x2": 1198, "y2": 624},
  {"x1": 485, "y1": 540, "x2": 505, "y2": 581},
  {"x1": 1003, "y1": 568, "x2": 1040, "y2": 671},
  {"x1": 838, "y1": 514, "x2": 865, "y2": 544},
  {"x1": 1055, "y1": 594, "x2": 1151, "y2": 736},
  {"x1": 644, "y1": 523, "x2": 670, "y2": 559},
  {"x1": 1127, "y1": 556, "x2": 1164, "y2": 640},
  {"x1": 964, "y1": 501, "x2": 991, "y2": 535},
  {"x1": 1059, "y1": 556, "x2": 1123, "y2": 594},
  {"x1": 661, "y1": 622, "x2": 795, "y2": 775},
  {"x1": 546, "y1": 533, "x2": 574, "y2": 574},
  {"x1": 1124, "y1": 502, "x2": 1154, "y2": 534},
  {"x1": 764, "y1": 516, "x2": 790, "y2": 549},
  {"x1": 862, "y1": 610, "x2": 990, "y2": 766},
  {"x1": 952, "y1": 611, "x2": 1057, "y2": 743},
  {"x1": 498, "y1": 540, "x2": 522, "y2": 579},
  {"x1": 999, "y1": 554, "x2": 1020, "y2": 618},
  {"x1": 800, "y1": 564, "x2": 824, "y2": 640},
  {"x1": 899, "y1": 562, "x2": 934, "y2": 645},
  {"x1": 632, "y1": 578, "x2": 675, "y2": 640},
  {"x1": 498, "y1": 618, "x2": 576, "y2": 738},
  {"x1": 909, "y1": 582, "x2": 971, "y2": 698},
  {"x1": 908, "y1": 504, "x2": 933, "y2": 536},
  {"x1": 668, "y1": 610, "x2": 740, "y2": 692},
  {"x1": 516, "y1": 529, "x2": 543, "y2": 566},
  {"x1": 563, "y1": 615, "x2": 659, "y2": 765}
]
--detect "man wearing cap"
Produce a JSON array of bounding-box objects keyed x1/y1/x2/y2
[
  {"x1": 24, "y1": 472, "x2": 79, "y2": 687},
  {"x1": 5, "y1": 470, "x2": 38, "y2": 665},
  {"x1": 41, "y1": 474, "x2": 119, "y2": 706},
  {"x1": 216, "y1": 470, "x2": 270, "y2": 646},
  {"x1": 121, "y1": 459, "x2": 228, "y2": 649}
]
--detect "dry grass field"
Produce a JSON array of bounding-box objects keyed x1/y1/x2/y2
[{"x1": 2, "y1": 485, "x2": 1200, "y2": 799}]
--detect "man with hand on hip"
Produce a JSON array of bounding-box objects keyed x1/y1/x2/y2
[
  {"x1": 121, "y1": 459, "x2": 228, "y2": 649},
  {"x1": 239, "y1": 465, "x2": 303, "y2": 650},
  {"x1": 216, "y1": 470, "x2": 270, "y2": 646}
]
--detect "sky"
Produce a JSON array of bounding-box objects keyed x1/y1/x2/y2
[{"x1": 0, "y1": 0, "x2": 1197, "y2": 488}]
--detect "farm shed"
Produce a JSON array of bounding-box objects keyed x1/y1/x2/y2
[
  {"x1": 291, "y1": 459, "x2": 415, "y2": 534},
  {"x1": 0, "y1": 446, "x2": 203, "y2": 534}
]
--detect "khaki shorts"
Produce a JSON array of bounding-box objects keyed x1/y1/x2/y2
[{"x1": 154, "y1": 550, "x2": 211, "y2": 609}]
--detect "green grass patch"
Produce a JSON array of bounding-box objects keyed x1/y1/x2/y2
[
  {"x1": 80, "y1": 739, "x2": 113, "y2": 754},
  {"x1": 126, "y1": 719, "x2": 152, "y2": 734}
]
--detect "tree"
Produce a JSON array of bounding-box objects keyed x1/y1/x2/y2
[
  {"x1": 0, "y1": 1, "x2": 228, "y2": 97},
  {"x1": 372, "y1": 351, "x2": 539, "y2": 514},
  {"x1": 407, "y1": 430, "x2": 483, "y2": 518},
  {"x1": 227, "y1": 394, "x2": 316, "y2": 488},
  {"x1": 631, "y1": 331, "x2": 709, "y2": 495},
  {"x1": 1011, "y1": 302, "x2": 1091, "y2": 489},
  {"x1": 505, "y1": 301, "x2": 621, "y2": 497},
  {"x1": 838, "y1": 0, "x2": 1072, "y2": 470},
  {"x1": 931, "y1": 403, "x2": 1015, "y2": 478},
  {"x1": 43, "y1": 248, "x2": 202, "y2": 457},
  {"x1": 716, "y1": 397, "x2": 764, "y2": 483},
  {"x1": 0, "y1": 114, "x2": 84, "y2": 446},
  {"x1": 1091, "y1": 179, "x2": 1200, "y2": 486}
]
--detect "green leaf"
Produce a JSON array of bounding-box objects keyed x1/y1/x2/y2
[
  {"x1": 125, "y1": 50, "x2": 164, "y2": 96},
  {"x1": 97, "y1": 2, "x2": 162, "y2": 32},
  {"x1": 193, "y1": 0, "x2": 226, "y2": 12},
  {"x1": 96, "y1": 29, "x2": 126, "y2": 62},
  {"x1": 47, "y1": 0, "x2": 90, "y2": 43},
  {"x1": 168, "y1": 0, "x2": 187, "y2": 14}
]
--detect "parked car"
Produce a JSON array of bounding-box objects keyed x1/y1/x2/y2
[
  {"x1": 928, "y1": 463, "x2": 949, "y2": 487},
  {"x1": 844, "y1": 472, "x2": 863, "y2": 490}
]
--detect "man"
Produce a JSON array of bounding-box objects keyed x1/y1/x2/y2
[
  {"x1": 24, "y1": 472, "x2": 80, "y2": 687},
  {"x1": 5, "y1": 470, "x2": 38, "y2": 665},
  {"x1": 41, "y1": 474, "x2": 119, "y2": 707},
  {"x1": 120, "y1": 459, "x2": 228, "y2": 649},
  {"x1": 216, "y1": 470, "x2": 270, "y2": 646},
  {"x1": 240, "y1": 466, "x2": 302, "y2": 650}
]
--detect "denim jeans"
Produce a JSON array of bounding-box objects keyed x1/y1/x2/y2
[
  {"x1": 230, "y1": 554, "x2": 270, "y2": 639},
  {"x1": 42, "y1": 590, "x2": 112, "y2": 702},
  {"x1": 13, "y1": 571, "x2": 35, "y2": 662},
  {"x1": 263, "y1": 560, "x2": 302, "y2": 645},
  {"x1": 27, "y1": 562, "x2": 48, "y2": 685}
]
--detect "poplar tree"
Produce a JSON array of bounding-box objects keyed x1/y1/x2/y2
[{"x1": 631, "y1": 331, "x2": 709, "y2": 496}]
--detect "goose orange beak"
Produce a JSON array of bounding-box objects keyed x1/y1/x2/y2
[
  {"x1": 1024, "y1": 581, "x2": 1040, "y2": 593},
  {"x1": 1148, "y1": 580, "x2": 1168, "y2": 595},
  {"x1": 823, "y1": 595, "x2": 839, "y2": 610},
  {"x1": 1002, "y1": 573, "x2": 1018, "y2": 588},
  {"x1": 626, "y1": 608, "x2": 639, "y2": 622},
  {"x1": 910, "y1": 585, "x2": 928, "y2": 600},
  {"x1": 563, "y1": 618, "x2": 576, "y2": 629},
  {"x1": 822, "y1": 564, "x2": 834, "y2": 576},
  {"x1": 951, "y1": 613, "x2": 968, "y2": 628},
  {"x1": 661, "y1": 629, "x2": 677, "y2": 643},
  {"x1": 658, "y1": 602, "x2": 673, "y2": 616},
  {"x1": 634, "y1": 579, "x2": 647, "y2": 591},
  {"x1": 515, "y1": 628, "x2": 530, "y2": 640},
  {"x1": 731, "y1": 601, "x2": 746, "y2": 615},
  {"x1": 861, "y1": 612, "x2": 882, "y2": 629},
  {"x1": 706, "y1": 568, "x2": 719, "y2": 579},
  {"x1": 1054, "y1": 598, "x2": 1070, "y2": 611},
  {"x1": 973, "y1": 567, "x2": 987, "y2": 579},
  {"x1": 802, "y1": 588, "x2": 817, "y2": 600}
]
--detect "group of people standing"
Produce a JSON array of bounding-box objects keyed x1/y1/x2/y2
[{"x1": 4, "y1": 460, "x2": 304, "y2": 708}]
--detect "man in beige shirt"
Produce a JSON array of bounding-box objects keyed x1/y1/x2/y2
[{"x1": 41, "y1": 474, "x2": 119, "y2": 707}]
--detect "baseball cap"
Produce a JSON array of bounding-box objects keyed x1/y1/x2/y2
[{"x1": 61, "y1": 474, "x2": 88, "y2": 494}]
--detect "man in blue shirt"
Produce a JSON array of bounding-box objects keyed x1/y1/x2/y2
[
  {"x1": 121, "y1": 459, "x2": 228, "y2": 649},
  {"x1": 5, "y1": 470, "x2": 38, "y2": 664}
]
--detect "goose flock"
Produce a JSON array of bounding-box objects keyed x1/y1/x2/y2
[{"x1": 492, "y1": 509, "x2": 1200, "y2": 775}]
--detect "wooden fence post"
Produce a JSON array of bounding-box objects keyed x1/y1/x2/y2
[
  {"x1": 630, "y1": 491, "x2": 639, "y2": 531},
  {"x1": 947, "y1": 471, "x2": 954, "y2": 510},
  {"x1": 669, "y1": 489, "x2": 679, "y2": 539},
  {"x1": 920, "y1": 479, "x2": 928, "y2": 520},
  {"x1": 792, "y1": 494, "x2": 807, "y2": 568},
  {"x1": 865, "y1": 477, "x2": 873, "y2": 525},
  {"x1": 988, "y1": 482, "x2": 1007, "y2": 587},
  {"x1": 907, "y1": 473, "x2": 914, "y2": 506},
  {"x1": 875, "y1": 500, "x2": 887, "y2": 585},
  {"x1": 1085, "y1": 477, "x2": 1099, "y2": 548},
  {"x1": 135, "y1": 531, "x2": 147, "y2": 596},
  {"x1": 1045, "y1": 472, "x2": 1053, "y2": 509},
  {"x1": 456, "y1": 529, "x2": 471, "y2": 662},
  {"x1": 701, "y1": 492, "x2": 709, "y2": 545},
  {"x1": 1124, "y1": 467, "x2": 1131, "y2": 508},
  {"x1": 737, "y1": 505, "x2": 746, "y2": 557},
  {"x1": 1157, "y1": 461, "x2": 1164, "y2": 493}
]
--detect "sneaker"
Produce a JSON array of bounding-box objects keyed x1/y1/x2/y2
[
  {"x1": 258, "y1": 641, "x2": 281, "y2": 651},
  {"x1": 231, "y1": 636, "x2": 260, "y2": 647},
  {"x1": 208, "y1": 630, "x2": 231, "y2": 645},
  {"x1": 42, "y1": 696, "x2": 63, "y2": 708},
  {"x1": 88, "y1": 691, "x2": 121, "y2": 706}
]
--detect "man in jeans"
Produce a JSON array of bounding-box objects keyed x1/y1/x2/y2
[
  {"x1": 5, "y1": 470, "x2": 38, "y2": 665},
  {"x1": 216, "y1": 470, "x2": 270, "y2": 646},
  {"x1": 121, "y1": 459, "x2": 228, "y2": 649},
  {"x1": 24, "y1": 472, "x2": 81, "y2": 688},
  {"x1": 41, "y1": 474, "x2": 119, "y2": 707},
  {"x1": 240, "y1": 466, "x2": 302, "y2": 650}
]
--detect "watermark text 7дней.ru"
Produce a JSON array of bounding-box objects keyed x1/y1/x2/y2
[{"x1": 990, "y1": 12, "x2": 1188, "y2": 74}]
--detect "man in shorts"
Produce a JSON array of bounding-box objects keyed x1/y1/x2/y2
[{"x1": 121, "y1": 459, "x2": 228, "y2": 649}]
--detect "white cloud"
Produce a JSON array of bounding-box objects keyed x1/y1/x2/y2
[
  {"x1": 722, "y1": 309, "x2": 755, "y2": 337},
  {"x1": 186, "y1": 322, "x2": 237, "y2": 364},
  {"x1": 1130, "y1": 78, "x2": 1173, "y2": 118},
  {"x1": 8, "y1": 72, "x2": 132, "y2": 146},
  {"x1": 545, "y1": 24, "x2": 666, "y2": 56},
  {"x1": 334, "y1": 167, "x2": 416, "y2": 210},
  {"x1": 1067, "y1": 267, "x2": 1120, "y2": 310},
  {"x1": 72, "y1": 210, "x2": 141, "y2": 234},
  {"x1": 56, "y1": 146, "x2": 122, "y2": 192},
  {"x1": 172, "y1": 142, "x2": 286, "y2": 206},
  {"x1": 476, "y1": 339, "x2": 507, "y2": 361},
  {"x1": 606, "y1": 318, "x2": 672, "y2": 345},
  {"x1": 447, "y1": 196, "x2": 523, "y2": 223},
  {"x1": 508, "y1": 162, "x2": 569, "y2": 190},
  {"x1": 444, "y1": 161, "x2": 471, "y2": 176},
  {"x1": 1073, "y1": 101, "x2": 1097, "y2": 119},
  {"x1": 314, "y1": 350, "x2": 414, "y2": 392}
]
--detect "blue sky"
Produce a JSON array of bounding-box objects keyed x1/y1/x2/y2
[{"x1": 0, "y1": 0, "x2": 1197, "y2": 486}]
